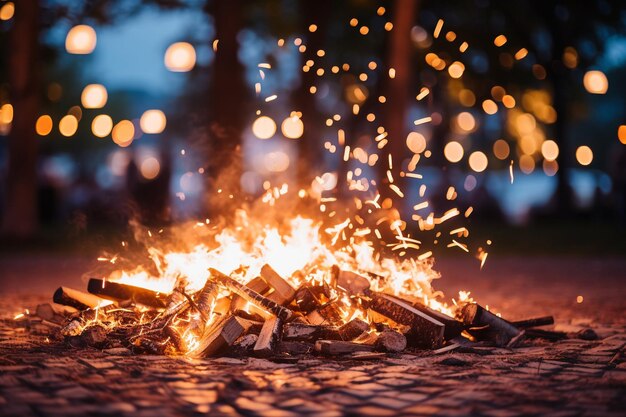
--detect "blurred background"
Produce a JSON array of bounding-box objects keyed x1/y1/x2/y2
[{"x1": 1, "y1": 0, "x2": 626, "y2": 256}]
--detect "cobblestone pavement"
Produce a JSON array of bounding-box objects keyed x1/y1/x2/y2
[{"x1": 0, "y1": 256, "x2": 625, "y2": 416}]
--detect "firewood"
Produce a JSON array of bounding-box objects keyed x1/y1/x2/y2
[
  {"x1": 315, "y1": 340, "x2": 374, "y2": 355},
  {"x1": 231, "y1": 277, "x2": 270, "y2": 314},
  {"x1": 294, "y1": 285, "x2": 329, "y2": 313},
  {"x1": 332, "y1": 265, "x2": 370, "y2": 296},
  {"x1": 338, "y1": 319, "x2": 370, "y2": 341},
  {"x1": 235, "y1": 333, "x2": 259, "y2": 350},
  {"x1": 511, "y1": 316, "x2": 554, "y2": 329},
  {"x1": 283, "y1": 323, "x2": 338, "y2": 341},
  {"x1": 36, "y1": 303, "x2": 76, "y2": 323},
  {"x1": 253, "y1": 316, "x2": 283, "y2": 357},
  {"x1": 260, "y1": 264, "x2": 296, "y2": 305},
  {"x1": 368, "y1": 293, "x2": 445, "y2": 349},
  {"x1": 210, "y1": 268, "x2": 293, "y2": 321},
  {"x1": 461, "y1": 303, "x2": 524, "y2": 347},
  {"x1": 79, "y1": 325, "x2": 108, "y2": 348},
  {"x1": 53, "y1": 286, "x2": 111, "y2": 310},
  {"x1": 188, "y1": 315, "x2": 252, "y2": 358},
  {"x1": 375, "y1": 330, "x2": 407, "y2": 352},
  {"x1": 411, "y1": 300, "x2": 465, "y2": 340},
  {"x1": 305, "y1": 301, "x2": 343, "y2": 325},
  {"x1": 278, "y1": 341, "x2": 313, "y2": 355},
  {"x1": 87, "y1": 279, "x2": 168, "y2": 308}
]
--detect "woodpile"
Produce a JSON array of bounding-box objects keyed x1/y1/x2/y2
[{"x1": 37, "y1": 265, "x2": 558, "y2": 358}]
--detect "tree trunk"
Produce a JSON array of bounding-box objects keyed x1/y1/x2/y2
[
  {"x1": 2, "y1": 0, "x2": 40, "y2": 239},
  {"x1": 206, "y1": 0, "x2": 245, "y2": 202},
  {"x1": 380, "y1": 0, "x2": 418, "y2": 206}
]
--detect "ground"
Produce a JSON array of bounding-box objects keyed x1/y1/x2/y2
[{"x1": 0, "y1": 254, "x2": 625, "y2": 417}]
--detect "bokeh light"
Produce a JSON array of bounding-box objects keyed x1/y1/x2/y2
[
  {"x1": 281, "y1": 115, "x2": 304, "y2": 139},
  {"x1": 456, "y1": 112, "x2": 476, "y2": 132},
  {"x1": 493, "y1": 139, "x2": 510, "y2": 160},
  {"x1": 164, "y1": 42, "x2": 196, "y2": 72},
  {"x1": 92, "y1": 115, "x2": 113, "y2": 138},
  {"x1": 252, "y1": 116, "x2": 276, "y2": 139},
  {"x1": 35, "y1": 115, "x2": 53, "y2": 136},
  {"x1": 575, "y1": 146, "x2": 593, "y2": 166},
  {"x1": 112, "y1": 120, "x2": 135, "y2": 147},
  {"x1": 81, "y1": 84, "x2": 107, "y2": 109},
  {"x1": 543, "y1": 159, "x2": 559, "y2": 176},
  {"x1": 0, "y1": 103, "x2": 13, "y2": 124},
  {"x1": 406, "y1": 132, "x2": 427, "y2": 154},
  {"x1": 618, "y1": 125, "x2": 626, "y2": 145},
  {"x1": 468, "y1": 151, "x2": 488, "y2": 173},
  {"x1": 140, "y1": 109, "x2": 167, "y2": 134},
  {"x1": 448, "y1": 61, "x2": 465, "y2": 79},
  {"x1": 0, "y1": 2, "x2": 14, "y2": 20},
  {"x1": 444, "y1": 141, "x2": 464, "y2": 163},
  {"x1": 583, "y1": 70, "x2": 608, "y2": 94},
  {"x1": 519, "y1": 154, "x2": 535, "y2": 174},
  {"x1": 59, "y1": 115, "x2": 78, "y2": 137},
  {"x1": 264, "y1": 151, "x2": 290, "y2": 172},
  {"x1": 541, "y1": 140, "x2": 559, "y2": 161},
  {"x1": 65, "y1": 25, "x2": 97, "y2": 54},
  {"x1": 140, "y1": 157, "x2": 161, "y2": 180},
  {"x1": 482, "y1": 100, "x2": 498, "y2": 115}
]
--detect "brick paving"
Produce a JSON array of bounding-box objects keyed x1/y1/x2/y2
[{"x1": 0, "y1": 256, "x2": 625, "y2": 416}]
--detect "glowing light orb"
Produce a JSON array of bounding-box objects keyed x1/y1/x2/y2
[
  {"x1": 65, "y1": 25, "x2": 97, "y2": 54},
  {"x1": 406, "y1": 132, "x2": 427, "y2": 154},
  {"x1": 140, "y1": 109, "x2": 167, "y2": 134},
  {"x1": 618, "y1": 125, "x2": 626, "y2": 145},
  {"x1": 444, "y1": 141, "x2": 464, "y2": 163},
  {"x1": 468, "y1": 151, "x2": 488, "y2": 173},
  {"x1": 541, "y1": 140, "x2": 559, "y2": 161},
  {"x1": 281, "y1": 115, "x2": 304, "y2": 139},
  {"x1": 164, "y1": 42, "x2": 196, "y2": 72},
  {"x1": 575, "y1": 146, "x2": 593, "y2": 166},
  {"x1": 0, "y1": 2, "x2": 14, "y2": 21},
  {"x1": 493, "y1": 139, "x2": 510, "y2": 160},
  {"x1": 35, "y1": 115, "x2": 53, "y2": 136},
  {"x1": 264, "y1": 151, "x2": 290, "y2": 172},
  {"x1": 252, "y1": 116, "x2": 276, "y2": 139},
  {"x1": 81, "y1": 84, "x2": 107, "y2": 109},
  {"x1": 112, "y1": 120, "x2": 135, "y2": 147},
  {"x1": 583, "y1": 70, "x2": 608, "y2": 94},
  {"x1": 456, "y1": 112, "x2": 475, "y2": 132},
  {"x1": 59, "y1": 115, "x2": 78, "y2": 137},
  {"x1": 92, "y1": 115, "x2": 113, "y2": 138},
  {"x1": 140, "y1": 157, "x2": 161, "y2": 180}
]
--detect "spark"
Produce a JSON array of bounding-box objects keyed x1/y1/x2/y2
[
  {"x1": 389, "y1": 184, "x2": 404, "y2": 198},
  {"x1": 509, "y1": 160, "x2": 515, "y2": 184},
  {"x1": 480, "y1": 252, "x2": 488, "y2": 269},
  {"x1": 343, "y1": 146, "x2": 351, "y2": 162},
  {"x1": 434, "y1": 19, "x2": 444, "y2": 38},
  {"x1": 413, "y1": 201, "x2": 429, "y2": 211},
  {"x1": 448, "y1": 240, "x2": 469, "y2": 252},
  {"x1": 404, "y1": 172, "x2": 423, "y2": 179},
  {"x1": 416, "y1": 88, "x2": 430, "y2": 101},
  {"x1": 212, "y1": 39, "x2": 219, "y2": 51},
  {"x1": 414, "y1": 116, "x2": 432, "y2": 126},
  {"x1": 418, "y1": 251, "x2": 433, "y2": 261},
  {"x1": 265, "y1": 95, "x2": 277, "y2": 102}
]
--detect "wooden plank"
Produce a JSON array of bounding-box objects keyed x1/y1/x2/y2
[
  {"x1": 53, "y1": 286, "x2": 111, "y2": 310},
  {"x1": 305, "y1": 301, "x2": 343, "y2": 325},
  {"x1": 375, "y1": 330, "x2": 407, "y2": 352},
  {"x1": 368, "y1": 293, "x2": 445, "y2": 349},
  {"x1": 188, "y1": 315, "x2": 252, "y2": 357},
  {"x1": 338, "y1": 319, "x2": 370, "y2": 341},
  {"x1": 87, "y1": 279, "x2": 168, "y2": 308},
  {"x1": 410, "y1": 299, "x2": 465, "y2": 340},
  {"x1": 210, "y1": 268, "x2": 293, "y2": 321},
  {"x1": 260, "y1": 264, "x2": 296, "y2": 305},
  {"x1": 315, "y1": 340, "x2": 374, "y2": 355},
  {"x1": 461, "y1": 303, "x2": 524, "y2": 347},
  {"x1": 253, "y1": 316, "x2": 283, "y2": 357},
  {"x1": 283, "y1": 323, "x2": 340, "y2": 341},
  {"x1": 511, "y1": 316, "x2": 554, "y2": 329},
  {"x1": 231, "y1": 277, "x2": 270, "y2": 313}
]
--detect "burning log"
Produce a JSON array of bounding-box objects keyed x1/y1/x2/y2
[
  {"x1": 411, "y1": 301, "x2": 465, "y2": 340},
  {"x1": 253, "y1": 316, "x2": 284, "y2": 357},
  {"x1": 511, "y1": 316, "x2": 554, "y2": 329},
  {"x1": 305, "y1": 301, "x2": 343, "y2": 325},
  {"x1": 283, "y1": 323, "x2": 337, "y2": 341},
  {"x1": 461, "y1": 303, "x2": 524, "y2": 347},
  {"x1": 375, "y1": 330, "x2": 407, "y2": 352},
  {"x1": 53, "y1": 286, "x2": 110, "y2": 310},
  {"x1": 87, "y1": 279, "x2": 168, "y2": 308},
  {"x1": 210, "y1": 268, "x2": 293, "y2": 321},
  {"x1": 338, "y1": 318, "x2": 370, "y2": 341},
  {"x1": 315, "y1": 340, "x2": 374, "y2": 355},
  {"x1": 188, "y1": 315, "x2": 252, "y2": 357},
  {"x1": 368, "y1": 293, "x2": 445, "y2": 349},
  {"x1": 260, "y1": 264, "x2": 296, "y2": 305},
  {"x1": 36, "y1": 303, "x2": 77, "y2": 323},
  {"x1": 294, "y1": 285, "x2": 330, "y2": 313},
  {"x1": 230, "y1": 277, "x2": 271, "y2": 318},
  {"x1": 332, "y1": 265, "x2": 370, "y2": 296}
]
